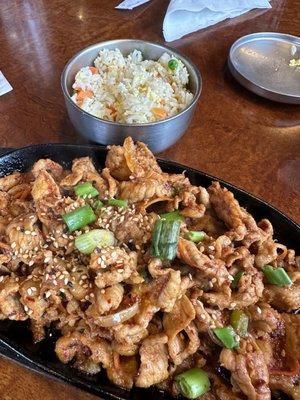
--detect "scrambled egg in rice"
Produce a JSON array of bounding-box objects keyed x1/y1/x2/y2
[{"x1": 71, "y1": 49, "x2": 194, "y2": 124}]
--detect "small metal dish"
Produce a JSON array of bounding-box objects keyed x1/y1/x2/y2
[
  {"x1": 228, "y1": 32, "x2": 300, "y2": 104},
  {"x1": 61, "y1": 39, "x2": 202, "y2": 153}
]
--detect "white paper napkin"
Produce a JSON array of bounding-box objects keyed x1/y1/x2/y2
[
  {"x1": 163, "y1": 0, "x2": 272, "y2": 42},
  {"x1": 0, "y1": 71, "x2": 13, "y2": 96},
  {"x1": 116, "y1": 0, "x2": 150, "y2": 10}
]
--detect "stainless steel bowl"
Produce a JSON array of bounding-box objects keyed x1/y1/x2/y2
[{"x1": 61, "y1": 39, "x2": 202, "y2": 153}]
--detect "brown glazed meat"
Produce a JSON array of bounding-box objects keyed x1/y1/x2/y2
[{"x1": 0, "y1": 137, "x2": 299, "y2": 399}]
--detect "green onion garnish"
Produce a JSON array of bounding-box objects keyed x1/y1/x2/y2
[
  {"x1": 75, "y1": 229, "x2": 115, "y2": 254},
  {"x1": 262, "y1": 265, "x2": 292, "y2": 286},
  {"x1": 185, "y1": 231, "x2": 205, "y2": 243},
  {"x1": 175, "y1": 368, "x2": 210, "y2": 399},
  {"x1": 231, "y1": 271, "x2": 244, "y2": 289},
  {"x1": 108, "y1": 198, "x2": 128, "y2": 208},
  {"x1": 168, "y1": 59, "x2": 178, "y2": 70},
  {"x1": 62, "y1": 205, "x2": 96, "y2": 232},
  {"x1": 213, "y1": 326, "x2": 239, "y2": 349},
  {"x1": 151, "y1": 219, "x2": 181, "y2": 261},
  {"x1": 160, "y1": 210, "x2": 184, "y2": 221},
  {"x1": 93, "y1": 200, "x2": 104, "y2": 211},
  {"x1": 74, "y1": 182, "x2": 99, "y2": 198},
  {"x1": 230, "y1": 310, "x2": 249, "y2": 337}
]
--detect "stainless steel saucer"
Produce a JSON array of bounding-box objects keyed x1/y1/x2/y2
[{"x1": 228, "y1": 32, "x2": 300, "y2": 104}]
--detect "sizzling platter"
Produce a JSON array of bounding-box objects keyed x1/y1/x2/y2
[{"x1": 0, "y1": 140, "x2": 299, "y2": 400}]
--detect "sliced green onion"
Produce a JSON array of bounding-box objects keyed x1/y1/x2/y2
[
  {"x1": 160, "y1": 210, "x2": 184, "y2": 221},
  {"x1": 168, "y1": 59, "x2": 178, "y2": 70},
  {"x1": 213, "y1": 326, "x2": 239, "y2": 349},
  {"x1": 231, "y1": 271, "x2": 244, "y2": 289},
  {"x1": 185, "y1": 231, "x2": 205, "y2": 243},
  {"x1": 108, "y1": 198, "x2": 128, "y2": 208},
  {"x1": 93, "y1": 200, "x2": 104, "y2": 211},
  {"x1": 75, "y1": 229, "x2": 115, "y2": 254},
  {"x1": 74, "y1": 182, "x2": 99, "y2": 198},
  {"x1": 230, "y1": 310, "x2": 249, "y2": 337},
  {"x1": 175, "y1": 368, "x2": 210, "y2": 399},
  {"x1": 151, "y1": 219, "x2": 181, "y2": 261},
  {"x1": 62, "y1": 205, "x2": 96, "y2": 232},
  {"x1": 262, "y1": 265, "x2": 292, "y2": 286}
]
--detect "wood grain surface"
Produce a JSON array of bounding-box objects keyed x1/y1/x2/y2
[{"x1": 0, "y1": 0, "x2": 299, "y2": 399}]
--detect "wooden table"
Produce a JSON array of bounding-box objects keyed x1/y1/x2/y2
[{"x1": 0, "y1": 0, "x2": 299, "y2": 398}]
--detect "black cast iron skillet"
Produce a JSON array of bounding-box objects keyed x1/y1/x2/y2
[{"x1": 0, "y1": 143, "x2": 298, "y2": 400}]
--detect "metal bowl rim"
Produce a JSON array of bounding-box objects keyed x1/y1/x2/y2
[
  {"x1": 61, "y1": 39, "x2": 202, "y2": 127},
  {"x1": 228, "y1": 32, "x2": 300, "y2": 100}
]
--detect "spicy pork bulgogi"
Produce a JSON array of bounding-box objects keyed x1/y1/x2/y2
[{"x1": 0, "y1": 137, "x2": 299, "y2": 400}]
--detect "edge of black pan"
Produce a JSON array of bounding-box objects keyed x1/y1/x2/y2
[{"x1": 0, "y1": 143, "x2": 298, "y2": 400}]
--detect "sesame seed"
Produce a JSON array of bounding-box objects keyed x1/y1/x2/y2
[
  {"x1": 27, "y1": 288, "x2": 32, "y2": 295},
  {"x1": 11, "y1": 242, "x2": 16, "y2": 249},
  {"x1": 24, "y1": 305, "x2": 29, "y2": 312},
  {"x1": 31, "y1": 232, "x2": 37, "y2": 236},
  {"x1": 100, "y1": 289, "x2": 105, "y2": 294},
  {"x1": 64, "y1": 278, "x2": 68, "y2": 285},
  {"x1": 44, "y1": 257, "x2": 51, "y2": 263},
  {"x1": 28, "y1": 260, "x2": 34, "y2": 266},
  {"x1": 200, "y1": 314, "x2": 206, "y2": 320},
  {"x1": 257, "y1": 307, "x2": 262, "y2": 314},
  {"x1": 24, "y1": 230, "x2": 31, "y2": 235},
  {"x1": 0, "y1": 276, "x2": 4, "y2": 283}
]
